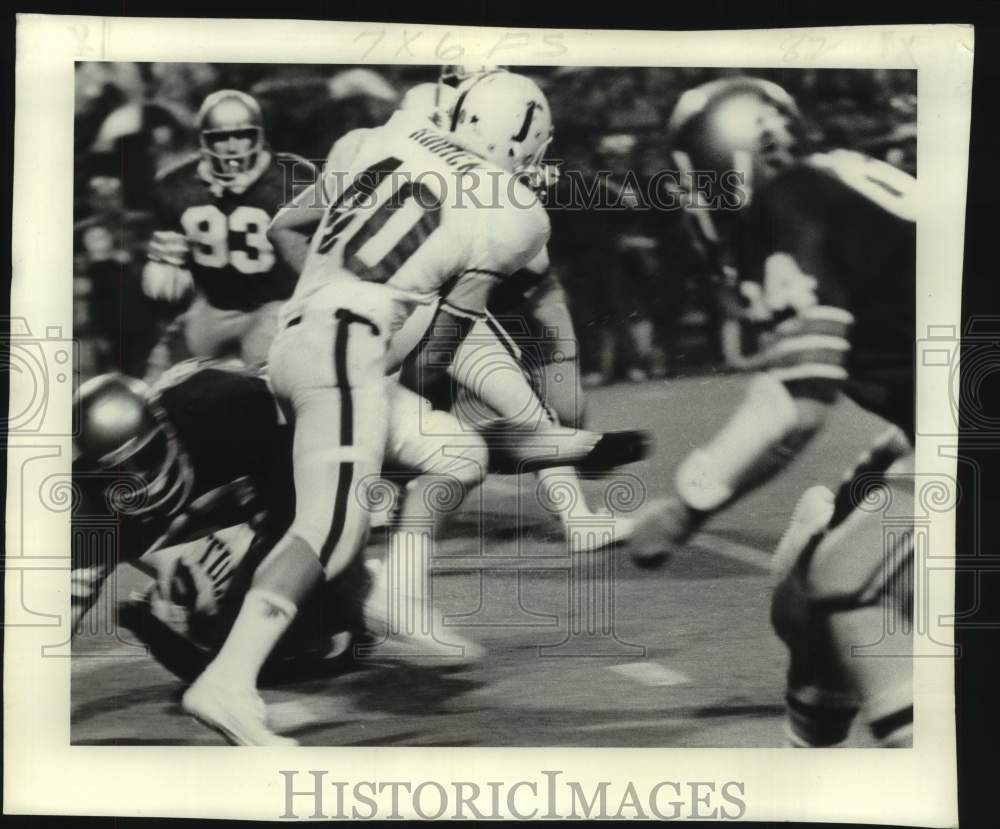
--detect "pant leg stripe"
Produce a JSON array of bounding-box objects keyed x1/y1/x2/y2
[
  {"x1": 320, "y1": 461, "x2": 354, "y2": 567},
  {"x1": 320, "y1": 316, "x2": 355, "y2": 567},
  {"x1": 334, "y1": 315, "x2": 354, "y2": 447}
]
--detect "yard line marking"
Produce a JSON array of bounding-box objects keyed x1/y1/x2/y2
[
  {"x1": 607, "y1": 661, "x2": 692, "y2": 687},
  {"x1": 694, "y1": 532, "x2": 772, "y2": 571}
]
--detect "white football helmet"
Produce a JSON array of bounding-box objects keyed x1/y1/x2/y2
[{"x1": 448, "y1": 71, "x2": 554, "y2": 180}]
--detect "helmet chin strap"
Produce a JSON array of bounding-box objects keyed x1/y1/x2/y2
[{"x1": 198, "y1": 149, "x2": 272, "y2": 196}]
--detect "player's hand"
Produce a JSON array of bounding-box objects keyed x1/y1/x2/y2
[{"x1": 142, "y1": 260, "x2": 194, "y2": 302}]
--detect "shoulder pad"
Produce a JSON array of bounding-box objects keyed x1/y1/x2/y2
[
  {"x1": 154, "y1": 152, "x2": 201, "y2": 184},
  {"x1": 806, "y1": 150, "x2": 917, "y2": 222},
  {"x1": 273, "y1": 152, "x2": 318, "y2": 174}
]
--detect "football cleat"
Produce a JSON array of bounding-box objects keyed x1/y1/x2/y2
[
  {"x1": 626, "y1": 496, "x2": 706, "y2": 569},
  {"x1": 359, "y1": 560, "x2": 483, "y2": 667},
  {"x1": 576, "y1": 430, "x2": 654, "y2": 474},
  {"x1": 182, "y1": 676, "x2": 298, "y2": 746}
]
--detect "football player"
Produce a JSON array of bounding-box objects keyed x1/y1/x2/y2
[
  {"x1": 277, "y1": 74, "x2": 646, "y2": 522},
  {"x1": 628, "y1": 77, "x2": 916, "y2": 748},
  {"x1": 141, "y1": 90, "x2": 317, "y2": 377},
  {"x1": 388, "y1": 67, "x2": 634, "y2": 547},
  {"x1": 182, "y1": 71, "x2": 649, "y2": 745},
  {"x1": 70, "y1": 362, "x2": 487, "y2": 652}
]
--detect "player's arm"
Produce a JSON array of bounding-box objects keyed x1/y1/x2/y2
[
  {"x1": 649, "y1": 197, "x2": 847, "y2": 540},
  {"x1": 398, "y1": 271, "x2": 506, "y2": 409},
  {"x1": 267, "y1": 181, "x2": 327, "y2": 274},
  {"x1": 267, "y1": 130, "x2": 369, "y2": 274},
  {"x1": 400, "y1": 198, "x2": 550, "y2": 408},
  {"x1": 142, "y1": 175, "x2": 194, "y2": 302}
]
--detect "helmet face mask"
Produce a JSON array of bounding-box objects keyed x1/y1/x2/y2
[
  {"x1": 74, "y1": 375, "x2": 193, "y2": 518},
  {"x1": 668, "y1": 77, "x2": 805, "y2": 214},
  {"x1": 196, "y1": 90, "x2": 265, "y2": 181}
]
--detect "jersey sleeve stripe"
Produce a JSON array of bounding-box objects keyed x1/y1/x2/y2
[
  {"x1": 770, "y1": 364, "x2": 849, "y2": 382},
  {"x1": 440, "y1": 300, "x2": 486, "y2": 320},
  {"x1": 765, "y1": 348, "x2": 848, "y2": 370},
  {"x1": 767, "y1": 334, "x2": 851, "y2": 356},
  {"x1": 774, "y1": 316, "x2": 852, "y2": 339},
  {"x1": 800, "y1": 305, "x2": 855, "y2": 325}
]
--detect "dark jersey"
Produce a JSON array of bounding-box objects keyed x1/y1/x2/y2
[
  {"x1": 73, "y1": 363, "x2": 293, "y2": 565},
  {"x1": 151, "y1": 152, "x2": 317, "y2": 312},
  {"x1": 737, "y1": 151, "x2": 916, "y2": 438},
  {"x1": 153, "y1": 363, "x2": 292, "y2": 502}
]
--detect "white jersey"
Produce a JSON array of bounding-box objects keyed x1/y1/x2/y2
[{"x1": 287, "y1": 110, "x2": 551, "y2": 341}]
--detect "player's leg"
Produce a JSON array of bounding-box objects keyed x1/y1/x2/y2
[
  {"x1": 501, "y1": 291, "x2": 635, "y2": 547},
  {"x1": 521, "y1": 296, "x2": 635, "y2": 545},
  {"x1": 771, "y1": 571, "x2": 863, "y2": 747},
  {"x1": 817, "y1": 453, "x2": 914, "y2": 748},
  {"x1": 770, "y1": 490, "x2": 862, "y2": 746},
  {"x1": 143, "y1": 313, "x2": 192, "y2": 384},
  {"x1": 364, "y1": 384, "x2": 489, "y2": 662},
  {"x1": 238, "y1": 300, "x2": 282, "y2": 368},
  {"x1": 182, "y1": 294, "x2": 254, "y2": 360},
  {"x1": 771, "y1": 434, "x2": 913, "y2": 747},
  {"x1": 183, "y1": 311, "x2": 388, "y2": 745},
  {"x1": 629, "y1": 372, "x2": 830, "y2": 567},
  {"x1": 448, "y1": 315, "x2": 648, "y2": 473}
]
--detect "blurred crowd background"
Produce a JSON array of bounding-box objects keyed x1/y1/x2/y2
[{"x1": 74, "y1": 62, "x2": 917, "y2": 383}]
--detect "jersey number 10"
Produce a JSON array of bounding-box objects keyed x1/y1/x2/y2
[{"x1": 317, "y1": 157, "x2": 443, "y2": 284}]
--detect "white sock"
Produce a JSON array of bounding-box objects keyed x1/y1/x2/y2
[
  {"x1": 536, "y1": 467, "x2": 593, "y2": 528},
  {"x1": 201, "y1": 588, "x2": 298, "y2": 690}
]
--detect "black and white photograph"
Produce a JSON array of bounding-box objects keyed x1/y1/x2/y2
[{"x1": 6, "y1": 15, "x2": 971, "y2": 824}]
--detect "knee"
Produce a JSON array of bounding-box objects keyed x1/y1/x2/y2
[{"x1": 771, "y1": 571, "x2": 814, "y2": 647}]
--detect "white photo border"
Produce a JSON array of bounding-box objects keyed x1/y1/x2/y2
[{"x1": 6, "y1": 14, "x2": 971, "y2": 825}]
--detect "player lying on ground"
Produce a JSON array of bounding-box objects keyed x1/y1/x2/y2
[
  {"x1": 71, "y1": 360, "x2": 483, "y2": 657},
  {"x1": 141, "y1": 90, "x2": 316, "y2": 379},
  {"x1": 628, "y1": 77, "x2": 916, "y2": 747}
]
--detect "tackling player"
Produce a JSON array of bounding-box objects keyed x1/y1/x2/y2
[
  {"x1": 141, "y1": 90, "x2": 316, "y2": 376},
  {"x1": 628, "y1": 77, "x2": 916, "y2": 748},
  {"x1": 70, "y1": 361, "x2": 488, "y2": 660}
]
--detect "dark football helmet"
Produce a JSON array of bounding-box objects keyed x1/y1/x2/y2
[
  {"x1": 667, "y1": 76, "x2": 805, "y2": 211},
  {"x1": 73, "y1": 374, "x2": 193, "y2": 518},
  {"x1": 196, "y1": 89, "x2": 265, "y2": 181}
]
